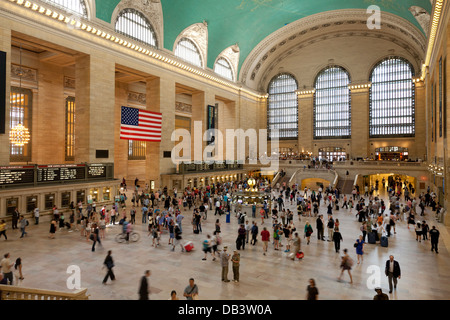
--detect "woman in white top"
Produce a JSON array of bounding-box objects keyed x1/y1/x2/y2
[{"x1": 415, "y1": 223, "x2": 422, "y2": 242}]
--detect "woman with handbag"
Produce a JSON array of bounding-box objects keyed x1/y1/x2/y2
[
  {"x1": 304, "y1": 221, "x2": 313, "y2": 245},
  {"x1": 354, "y1": 235, "x2": 365, "y2": 264}
]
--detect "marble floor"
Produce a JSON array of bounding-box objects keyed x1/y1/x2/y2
[{"x1": 1, "y1": 190, "x2": 449, "y2": 300}]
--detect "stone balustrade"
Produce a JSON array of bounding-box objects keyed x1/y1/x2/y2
[{"x1": 0, "y1": 285, "x2": 89, "y2": 300}]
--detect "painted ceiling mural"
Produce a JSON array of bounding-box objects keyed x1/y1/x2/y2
[{"x1": 95, "y1": 0, "x2": 432, "y2": 73}]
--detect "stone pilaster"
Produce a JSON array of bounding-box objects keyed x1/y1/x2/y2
[
  {"x1": 350, "y1": 88, "x2": 370, "y2": 159},
  {"x1": 0, "y1": 26, "x2": 11, "y2": 165}
]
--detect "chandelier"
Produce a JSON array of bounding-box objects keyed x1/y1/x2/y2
[{"x1": 10, "y1": 123, "x2": 30, "y2": 146}]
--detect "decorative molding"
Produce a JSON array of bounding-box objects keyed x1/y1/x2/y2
[
  {"x1": 215, "y1": 44, "x2": 240, "y2": 81},
  {"x1": 409, "y1": 6, "x2": 431, "y2": 35},
  {"x1": 63, "y1": 76, "x2": 75, "y2": 89},
  {"x1": 173, "y1": 22, "x2": 208, "y2": 68},
  {"x1": 11, "y1": 64, "x2": 37, "y2": 83},
  {"x1": 128, "y1": 91, "x2": 146, "y2": 105},
  {"x1": 240, "y1": 9, "x2": 427, "y2": 87},
  {"x1": 112, "y1": 0, "x2": 164, "y2": 48},
  {"x1": 175, "y1": 101, "x2": 192, "y2": 114}
]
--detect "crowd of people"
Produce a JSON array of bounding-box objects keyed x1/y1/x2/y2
[{"x1": 0, "y1": 173, "x2": 445, "y2": 300}]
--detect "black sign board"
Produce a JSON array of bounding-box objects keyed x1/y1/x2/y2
[
  {"x1": 0, "y1": 166, "x2": 34, "y2": 185},
  {"x1": 87, "y1": 164, "x2": 106, "y2": 178},
  {"x1": 37, "y1": 165, "x2": 85, "y2": 182}
]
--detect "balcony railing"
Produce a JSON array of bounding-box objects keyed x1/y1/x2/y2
[
  {"x1": 0, "y1": 285, "x2": 89, "y2": 300},
  {"x1": 177, "y1": 161, "x2": 244, "y2": 174}
]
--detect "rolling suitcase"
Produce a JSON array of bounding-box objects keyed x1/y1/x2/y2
[
  {"x1": 184, "y1": 241, "x2": 194, "y2": 252},
  {"x1": 380, "y1": 236, "x2": 388, "y2": 247},
  {"x1": 194, "y1": 229, "x2": 200, "y2": 234},
  {"x1": 368, "y1": 232, "x2": 376, "y2": 244}
]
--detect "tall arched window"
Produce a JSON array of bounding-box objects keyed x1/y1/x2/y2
[
  {"x1": 314, "y1": 66, "x2": 351, "y2": 139},
  {"x1": 175, "y1": 38, "x2": 202, "y2": 68},
  {"x1": 369, "y1": 57, "x2": 415, "y2": 137},
  {"x1": 214, "y1": 57, "x2": 233, "y2": 81},
  {"x1": 115, "y1": 9, "x2": 158, "y2": 48},
  {"x1": 267, "y1": 73, "x2": 298, "y2": 139},
  {"x1": 41, "y1": 0, "x2": 88, "y2": 17}
]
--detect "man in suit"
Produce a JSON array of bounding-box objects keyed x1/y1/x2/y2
[
  {"x1": 138, "y1": 270, "x2": 151, "y2": 300},
  {"x1": 316, "y1": 215, "x2": 325, "y2": 241},
  {"x1": 429, "y1": 226, "x2": 440, "y2": 254},
  {"x1": 385, "y1": 255, "x2": 401, "y2": 293}
]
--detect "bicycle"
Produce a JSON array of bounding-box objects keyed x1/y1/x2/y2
[{"x1": 115, "y1": 232, "x2": 140, "y2": 243}]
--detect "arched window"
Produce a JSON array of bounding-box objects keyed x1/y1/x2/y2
[
  {"x1": 314, "y1": 66, "x2": 351, "y2": 139},
  {"x1": 115, "y1": 9, "x2": 158, "y2": 48},
  {"x1": 214, "y1": 57, "x2": 233, "y2": 81},
  {"x1": 267, "y1": 73, "x2": 298, "y2": 139},
  {"x1": 175, "y1": 38, "x2": 202, "y2": 68},
  {"x1": 369, "y1": 57, "x2": 415, "y2": 137},
  {"x1": 41, "y1": 0, "x2": 88, "y2": 17}
]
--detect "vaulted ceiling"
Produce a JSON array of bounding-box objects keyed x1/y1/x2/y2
[{"x1": 95, "y1": 0, "x2": 432, "y2": 74}]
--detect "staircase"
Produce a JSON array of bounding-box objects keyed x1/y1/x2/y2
[{"x1": 336, "y1": 179, "x2": 354, "y2": 195}]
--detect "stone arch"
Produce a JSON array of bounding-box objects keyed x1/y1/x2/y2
[{"x1": 173, "y1": 22, "x2": 208, "y2": 69}]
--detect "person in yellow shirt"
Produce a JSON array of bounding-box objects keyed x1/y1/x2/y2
[{"x1": 0, "y1": 220, "x2": 7, "y2": 240}]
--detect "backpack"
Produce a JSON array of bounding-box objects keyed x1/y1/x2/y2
[{"x1": 25, "y1": 219, "x2": 29, "y2": 226}]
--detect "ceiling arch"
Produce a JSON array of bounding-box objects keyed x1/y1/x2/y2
[{"x1": 95, "y1": 0, "x2": 432, "y2": 74}]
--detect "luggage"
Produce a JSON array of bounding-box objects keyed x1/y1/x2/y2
[
  {"x1": 184, "y1": 241, "x2": 194, "y2": 252},
  {"x1": 65, "y1": 222, "x2": 71, "y2": 229},
  {"x1": 368, "y1": 232, "x2": 376, "y2": 244},
  {"x1": 119, "y1": 219, "x2": 125, "y2": 225},
  {"x1": 335, "y1": 205, "x2": 339, "y2": 211},
  {"x1": 194, "y1": 229, "x2": 200, "y2": 234},
  {"x1": 296, "y1": 251, "x2": 304, "y2": 259},
  {"x1": 380, "y1": 236, "x2": 388, "y2": 247}
]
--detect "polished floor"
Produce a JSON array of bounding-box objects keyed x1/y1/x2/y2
[{"x1": 1, "y1": 190, "x2": 449, "y2": 300}]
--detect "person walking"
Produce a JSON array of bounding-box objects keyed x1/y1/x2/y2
[
  {"x1": 338, "y1": 249, "x2": 353, "y2": 284},
  {"x1": 0, "y1": 220, "x2": 7, "y2": 240},
  {"x1": 291, "y1": 232, "x2": 301, "y2": 259},
  {"x1": 327, "y1": 216, "x2": 334, "y2": 242},
  {"x1": 333, "y1": 227, "x2": 343, "y2": 253},
  {"x1": 237, "y1": 224, "x2": 246, "y2": 250},
  {"x1": 183, "y1": 278, "x2": 199, "y2": 300},
  {"x1": 13, "y1": 257, "x2": 24, "y2": 285},
  {"x1": 11, "y1": 208, "x2": 19, "y2": 230},
  {"x1": 34, "y1": 206, "x2": 39, "y2": 225},
  {"x1": 373, "y1": 287, "x2": 389, "y2": 300},
  {"x1": 385, "y1": 255, "x2": 401, "y2": 293},
  {"x1": 261, "y1": 227, "x2": 270, "y2": 255},
  {"x1": 429, "y1": 226, "x2": 440, "y2": 253},
  {"x1": 102, "y1": 250, "x2": 115, "y2": 284},
  {"x1": 220, "y1": 246, "x2": 231, "y2": 282},
  {"x1": 355, "y1": 235, "x2": 365, "y2": 264},
  {"x1": 90, "y1": 223, "x2": 101, "y2": 252},
  {"x1": 250, "y1": 221, "x2": 258, "y2": 245},
  {"x1": 48, "y1": 219, "x2": 57, "y2": 239},
  {"x1": 306, "y1": 279, "x2": 319, "y2": 300},
  {"x1": 231, "y1": 250, "x2": 240, "y2": 283},
  {"x1": 415, "y1": 223, "x2": 422, "y2": 242},
  {"x1": 316, "y1": 215, "x2": 324, "y2": 241},
  {"x1": 138, "y1": 270, "x2": 151, "y2": 300},
  {"x1": 202, "y1": 235, "x2": 214, "y2": 261},
  {"x1": 19, "y1": 215, "x2": 28, "y2": 238},
  {"x1": 0, "y1": 253, "x2": 14, "y2": 285},
  {"x1": 304, "y1": 221, "x2": 313, "y2": 245}
]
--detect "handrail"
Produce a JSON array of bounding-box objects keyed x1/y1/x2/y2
[
  {"x1": 0, "y1": 285, "x2": 89, "y2": 300},
  {"x1": 271, "y1": 171, "x2": 281, "y2": 187},
  {"x1": 354, "y1": 174, "x2": 359, "y2": 187},
  {"x1": 331, "y1": 170, "x2": 339, "y2": 189}
]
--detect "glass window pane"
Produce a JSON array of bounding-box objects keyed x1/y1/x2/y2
[
  {"x1": 369, "y1": 57, "x2": 415, "y2": 137},
  {"x1": 267, "y1": 74, "x2": 298, "y2": 139},
  {"x1": 214, "y1": 58, "x2": 233, "y2": 81},
  {"x1": 115, "y1": 9, "x2": 158, "y2": 48},
  {"x1": 175, "y1": 38, "x2": 202, "y2": 68},
  {"x1": 41, "y1": 0, "x2": 87, "y2": 17}
]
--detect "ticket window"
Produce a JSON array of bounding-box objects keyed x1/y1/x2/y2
[
  {"x1": 103, "y1": 187, "x2": 111, "y2": 201},
  {"x1": 6, "y1": 198, "x2": 19, "y2": 216},
  {"x1": 90, "y1": 188, "x2": 98, "y2": 202},
  {"x1": 26, "y1": 196, "x2": 38, "y2": 213},
  {"x1": 61, "y1": 192, "x2": 71, "y2": 208},
  {"x1": 76, "y1": 191, "x2": 85, "y2": 204},
  {"x1": 45, "y1": 194, "x2": 55, "y2": 210}
]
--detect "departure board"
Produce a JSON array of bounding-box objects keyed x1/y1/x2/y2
[
  {"x1": 0, "y1": 166, "x2": 34, "y2": 185},
  {"x1": 87, "y1": 164, "x2": 106, "y2": 178},
  {"x1": 37, "y1": 165, "x2": 85, "y2": 182}
]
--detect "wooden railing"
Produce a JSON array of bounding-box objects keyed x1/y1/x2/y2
[{"x1": 0, "y1": 285, "x2": 89, "y2": 300}]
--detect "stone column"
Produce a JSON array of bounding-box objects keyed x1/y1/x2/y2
[
  {"x1": 146, "y1": 76, "x2": 176, "y2": 188},
  {"x1": 298, "y1": 93, "x2": 313, "y2": 153},
  {"x1": 75, "y1": 53, "x2": 115, "y2": 164},
  {"x1": 0, "y1": 26, "x2": 11, "y2": 165},
  {"x1": 415, "y1": 83, "x2": 427, "y2": 160},
  {"x1": 114, "y1": 81, "x2": 129, "y2": 180},
  {"x1": 350, "y1": 88, "x2": 370, "y2": 159}
]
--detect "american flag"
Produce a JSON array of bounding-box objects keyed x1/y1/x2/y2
[{"x1": 120, "y1": 106, "x2": 162, "y2": 142}]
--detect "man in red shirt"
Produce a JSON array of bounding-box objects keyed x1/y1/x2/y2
[{"x1": 261, "y1": 227, "x2": 270, "y2": 256}]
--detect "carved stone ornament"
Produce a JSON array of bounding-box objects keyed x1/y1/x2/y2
[
  {"x1": 409, "y1": 6, "x2": 431, "y2": 35},
  {"x1": 175, "y1": 102, "x2": 192, "y2": 114},
  {"x1": 11, "y1": 64, "x2": 37, "y2": 82},
  {"x1": 128, "y1": 91, "x2": 147, "y2": 105},
  {"x1": 216, "y1": 44, "x2": 240, "y2": 80},
  {"x1": 174, "y1": 22, "x2": 208, "y2": 67},
  {"x1": 64, "y1": 76, "x2": 76, "y2": 89}
]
